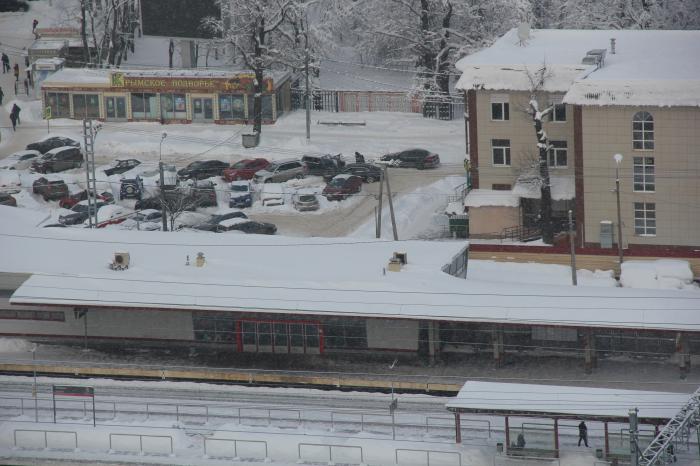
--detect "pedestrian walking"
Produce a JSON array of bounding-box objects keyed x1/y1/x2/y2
[
  {"x1": 32, "y1": 19, "x2": 38, "y2": 33},
  {"x1": 23, "y1": 78, "x2": 29, "y2": 95},
  {"x1": 9, "y1": 112, "x2": 17, "y2": 131},
  {"x1": 12, "y1": 103, "x2": 21, "y2": 125},
  {"x1": 13, "y1": 63, "x2": 20, "y2": 82},
  {"x1": 24, "y1": 55, "x2": 29, "y2": 67},
  {"x1": 0, "y1": 86, "x2": 4, "y2": 105},
  {"x1": 354, "y1": 151, "x2": 365, "y2": 164},
  {"x1": 578, "y1": 421, "x2": 589, "y2": 447},
  {"x1": 26, "y1": 69, "x2": 32, "y2": 87},
  {"x1": 1, "y1": 53, "x2": 9, "y2": 73}
]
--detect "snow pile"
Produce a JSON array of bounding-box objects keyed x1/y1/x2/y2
[
  {"x1": 513, "y1": 175, "x2": 575, "y2": 201},
  {"x1": 620, "y1": 260, "x2": 698, "y2": 291},
  {"x1": 469, "y1": 260, "x2": 616, "y2": 288},
  {"x1": 464, "y1": 189, "x2": 519, "y2": 208},
  {"x1": 0, "y1": 338, "x2": 33, "y2": 353}
]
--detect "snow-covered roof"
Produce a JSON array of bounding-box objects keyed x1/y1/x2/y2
[
  {"x1": 446, "y1": 381, "x2": 690, "y2": 421},
  {"x1": 2, "y1": 206, "x2": 699, "y2": 333},
  {"x1": 42, "y1": 68, "x2": 111, "y2": 86},
  {"x1": 464, "y1": 189, "x2": 520, "y2": 208},
  {"x1": 444, "y1": 201, "x2": 465, "y2": 215},
  {"x1": 513, "y1": 176, "x2": 575, "y2": 201},
  {"x1": 456, "y1": 28, "x2": 700, "y2": 107},
  {"x1": 29, "y1": 39, "x2": 67, "y2": 50}
]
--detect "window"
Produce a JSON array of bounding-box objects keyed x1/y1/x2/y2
[
  {"x1": 0, "y1": 309, "x2": 64, "y2": 321},
  {"x1": 491, "y1": 139, "x2": 511, "y2": 166},
  {"x1": 633, "y1": 111, "x2": 654, "y2": 150},
  {"x1": 247, "y1": 95, "x2": 274, "y2": 121},
  {"x1": 634, "y1": 202, "x2": 656, "y2": 236},
  {"x1": 72, "y1": 93, "x2": 100, "y2": 118},
  {"x1": 130, "y1": 93, "x2": 158, "y2": 119},
  {"x1": 491, "y1": 102, "x2": 509, "y2": 121},
  {"x1": 192, "y1": 313, "x2": 236, "y2": 342},
  {"x1": 160, "y1": 93, "x2": 187, "y2": 120},
  {"x1": 218, "y1": 94, "x2": 246, "y2": 120},
  {"x1": 551, "y1": 103, "x2": 566, "y2": 122},
  {"x1": 633, "y1": 157, "x2": 655, "y2": 192},
  {"x1": 548, "y1": 140, "x2": 568, "y2": 168},
  {"x1": 323, "y1": 319, "x2": 367, "y2": 349},
  {"x1": 45, "y1": 92, "x2": 70, "y2": 118}
]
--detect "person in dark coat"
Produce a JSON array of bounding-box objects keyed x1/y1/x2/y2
[
  {"x1": 23, "y1": 78, "x2": 29, "y2": 95},
  {"x1": 13, "y1": 63, "x2": 20, "y2": 82},
  {"x1": 26, "y1": 69, "x2": 32, "y2": 87},
  {"x1": 32, "y1": 19, "x2": 38, "y2": 33},
  {"x1": 12, "y1": 103, "x2": 21, "y2": 125},
  {"x1": 578, "y1": 421, "x2": 589, "y2": 447},
  {"x1": 354, "y1": 151, "x2": 365, "y2": 164},
  {"x1": 1, "y1": 53, "x2": 9, "y2": 73},
  {"x1": 9, "y1": 112, "x2": 17, "y2": 131},
  {"x1": 0, "y1": 86, "x2": 4, "y2": 105},
  {"x1": 516, "y1": 432, "x2": 526, "y2": 448}
]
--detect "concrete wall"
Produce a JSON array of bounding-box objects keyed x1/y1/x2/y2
[
  {"x1": 468, "y1": 206, "x2": 521, "y2": 237},
  {"x1": 581, "y1": 106, "x2": 700, "y2": 247},
  {"x1": 366, "y1": 319, "x2": 418, "y2": 351},
  {"x1": 474, "y1": 90, "x2": 576, "y2": 189}
]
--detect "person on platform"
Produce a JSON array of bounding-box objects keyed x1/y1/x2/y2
[
  {"x1": 0, "y1": 86, "x2": 4, "y2": 105},
  {"x1": 13, "y1": 63, "x2": 20, "y2": 81},
  {"x1": 12, "y1": 103, "x2": 21, "y2": 125},
  {"x1": 23, "y1": 78, "x2": 29, "y2": 95},
  {"x1": 516, "y1": 432, "x2": 526, "y2": 449},
  {"x1": 578, "y1": 421, "x2": 589, "y2": 447},
  {"x1": 354, "y1": 151, "x2": 365, "y2": 164},
  {"x1": 32, "y1": 19, "x2": 39, "y2": 33},
  {"x1": 1, "y1": 53, "x2": 9, "y2": 73},
  {"x1": 9, "y1": 112, "x2": 17, "y2": 131}
]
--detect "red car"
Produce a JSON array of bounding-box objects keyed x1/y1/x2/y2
[
  {"x1": 59, "y1": 190, "x2": 113, "y2": 209},
  {"x1": 322, "y1": 174, "x2": 363, "y2": 201},
  {"x1": 223, "y1": 158, "x2": 270, "y2": 182}
]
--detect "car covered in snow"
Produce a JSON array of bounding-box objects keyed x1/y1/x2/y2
[
  {"x1": 0, "y1": 193, "x2": 17, "y2": 207},
  {"x1": 322, "y1": 174, "x2": 363, "y2": 201},
  {"x1": 379, "y1": 148, "x2": 440, "y2": 169},
  {"x1": 32, "y1": 177, "x2": 69, "y2": 201},
  {"x1": 95, "y1": 205, "x2": 134, "y2": 228},
  {"x1": 216, "y1": 218, "x2": 277, "y2": 235},
  {"x1": 253, "y1": 159, "x2": 306, "y2": 184},
  {"x1": 58, "y1": 200, "x2": 109, "y2": 225},
  {"x1": 340, "y1": 163, "x2": 383, "y2": 183},
  {"x1": 59, "y1": 190, "x2": 114, "y2": 209},
  {"x1": 260, "y1": 183, "x2": 285, "y2": 206},
  {"x1": 26, "y1": 136, "x2": 81, "y2": 155},
  {"x1": 177, "y1": 160, "x2": 230, "y2": 180},
  {"x1": 31, "y1": 146, "x2": 83, "y2": 173},
  {"x1": 193, "y1": 210, "x2": 249, "y2": 231},
  {"x1": 292, "y1": 193, "x2": 320, "y2": 211},
  {"x1": 0, "y1": 170, "x2": 21, "y2": 194},
  {"x1": 229, "y1": 180, "x2": 253, "y2": 208},
  {"x1": 0, "y1": 150, "x2": 42, "y2": 170},
  {"x1": 222, "y1": 158, "x2": 270, "y2": 182},
  {"x1": 120, "y1": 209, "x2": 162, "y2": 231},
  {"x1": 104, "y1": 159, "x2": 142, "y2": 176}
]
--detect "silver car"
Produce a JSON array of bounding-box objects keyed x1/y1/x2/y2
[
  {"x1": 254, "y1": 159, "x2": 306, "y2": 183},
  {"x1": 292, "y1": 193, "x2": 320, "y2": 211}
]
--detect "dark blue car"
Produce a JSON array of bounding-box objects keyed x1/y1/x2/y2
[{"x1": 229, "y1": 181, "x2": 253, "y2": 208}]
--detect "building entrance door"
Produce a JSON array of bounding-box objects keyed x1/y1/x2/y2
[
  {"x1": 105, "y1": 96, "x2": 126, "y2": 120},
  {"x1": 193, "y1": 97, "x2": 213, "y2": 121}
]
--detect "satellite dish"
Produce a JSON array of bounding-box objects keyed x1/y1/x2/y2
[{"x1": 517, "y1": 23, "x2": 531, "y2": 45}]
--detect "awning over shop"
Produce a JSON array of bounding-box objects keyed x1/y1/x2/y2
[{"x1": 513, "y1": 176, "x2": 575, "y2": 201}]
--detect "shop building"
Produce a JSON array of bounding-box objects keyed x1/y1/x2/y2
[{"x1": 40, "y1": 68, "x2": 292, "y2": 124}]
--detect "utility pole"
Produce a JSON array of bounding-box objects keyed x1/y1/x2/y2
[
  {"x1": 376, "y1": 169, "x2": 384, "y2": 238},
  {"x1": 614, "y1": 153, "x2": 624, "y2": 269},
  {"x1": 304, "y1": 11, "x2": 311, "y2": 141},
  {"x1": 568, "y1": 209, "x2": 577, "y2": 286},
  {"x1": 159, "y1": 132, "x2": 168, "y2": 232},
  {"x1": 383, "y1": 165, "x2": 398, "y2": 241},
  {"x1": 82, "y1": 119, "x2": 99, "y2": 228},
  {"x1": 630, "y1": 408, "x2": 639, "y2": 466}
]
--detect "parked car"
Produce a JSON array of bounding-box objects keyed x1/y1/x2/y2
[
  {"x1": 162, "y1": 181, "x2": 218, "y2": 210},
  {"x1": 292, "y1": 193, "x2": 320, "y2": 211},
  {"x1": 341, "y1": 163, "x2": 383, "y2": 183},
  {"x1": 322, "y1": 174, "x2": 363, "y2": 201},
  {"x1": 209, "y1": 210, "x2": 249, "y2": 224},
  {"x1": 0, "y1": 171, "x2": 21, "y2": 193},
  {"x1": 0, "y1": 150, "x2": 41, "y2": 170},
  {"x1": 301, "y1": 154, "x2": 345, "y2": 179},
  {"x1": 134, "y1": 196, "x2": 162, "y2": 211},
  {"x1": 121, "y1": 209, "x2": 162, "y2": 231},
  {"x1": 32, "y1": 177, "x2": 69, "y2": 201},
  {"x1": 104, "y1": 159, "x2": 141, "y2": 176},
  {"x1": 31, "y1": 146, "x2": 83, "y2": 173},
  {"x1": 223, "y1": 158, "x2": 269, "y2": 182},
  {"x1": 177, "y1": 160, "x2": 230, "y2": 180},
  {"x1": 229, "y1": 180, "x2": 253, "y2": 208},
  {"x1": 26, "y1": 136, "x2": 80, "y2": 155},
  {"x1": 95, "y1": 205, "x2": 134, "y2": 228},
  {"x1": 120, "y1": 176, "x2": 144, "y2": 200},
  {"x1": 261, "y1": 183, "x2": 285, "y2": 206},
  {"x1": 217, "y1": 218, "x2": 277, "y2": 235},
  {"x1": 59, "y1": 200, "x2": 108, "y2": 225},
  {"x1": 254, "y1": 159, "x2": 306, "y2": 183},
  {"x1": 0, "y1": 193, "x2": 17, "y2": 207},
  {"x1": 0, "y1": 0, "x2": 30, "y2": 12},
  {"x1": 59, "y1": 190, "x2": 113, "y2": 209},
  {"x1": 380, "y1": 148, "x2": 440, "y2": 169}
]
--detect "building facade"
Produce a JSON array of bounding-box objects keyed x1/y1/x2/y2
[
  {"x1": 41, "y1": 68, "x2": 292, "y2": 124},
  {"x1": 457, "y1": 29, "x2": 700, "y2": 250}
]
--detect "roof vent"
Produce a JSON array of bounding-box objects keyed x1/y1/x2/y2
[
  {"x1": 110, "y1": 252, "x2": 130, "y2": 270},
  {"x1": 581, "y1": 49, "x2": 607, "y2": 68},
  {"x1": 387, "y1": 252, "x2": 407, "y2": 272},
  {"x1": 610, "y1": 38, "x2": 616, "y2": 55}
]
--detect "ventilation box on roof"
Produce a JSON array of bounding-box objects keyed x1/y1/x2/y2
[{"x1": 581, "y1": 49, "x2": 607, "y2": 68}]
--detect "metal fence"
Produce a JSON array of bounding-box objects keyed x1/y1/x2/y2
[{"x1": 291, "y1": 89, "x2": 464, "y2": 120}]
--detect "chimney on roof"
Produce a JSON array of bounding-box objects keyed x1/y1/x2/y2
[{"x1": 610, "y1": 38, "x2": 616, "y2": 55}]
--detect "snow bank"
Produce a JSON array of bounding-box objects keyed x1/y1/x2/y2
[
  {"x1": 0, "y1": 338, "x2": 33, "y2": 353},
  {"x1": 620, "y1": 260, "x2": 698, "y2": 291},
  {"x1": 464, "y1": 189, "x2": 519, "y2": 208}
]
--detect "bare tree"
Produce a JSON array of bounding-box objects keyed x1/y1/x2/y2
[{"x1": 77, "y1": 0, "x2": 138, "y2": 66}]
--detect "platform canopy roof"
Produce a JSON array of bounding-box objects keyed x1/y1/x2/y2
[
  {"x1": 446, "y1": 381, "x2": 691, "y2": 424},
  {"x1": 2, "y1": 206, "x2": 699, "y2": 332}
]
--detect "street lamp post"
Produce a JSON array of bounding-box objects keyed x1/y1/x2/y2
[
  {"x1": 614, "y1": 154, "x2": 624, "y2": 268},
  {"x1": 31, "y1": 344, "x2": 38, "y2": 422},
  {"x1": 159, "y1": 132, "x2": 168, "y2": 232}
]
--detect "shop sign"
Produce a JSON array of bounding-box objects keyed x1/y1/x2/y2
[
  {"x1": 110, "y1": 72, "x2": 273, "y2": 93},
  {"x1": 36, "y1": 27, "x2": 81, "y2": 38}
]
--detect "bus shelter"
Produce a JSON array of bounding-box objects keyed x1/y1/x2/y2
[{"x1": 446, "y1": 381, "x2": 690, "y2": 461}]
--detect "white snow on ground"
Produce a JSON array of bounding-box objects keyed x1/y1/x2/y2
[
  {"x1": 621, "y1": 259, "x2": 698, "y2": 291},
  {"x1": 467, "y1": 260, "x2": 616, "y2": 288},
  {"x1": 0, "y1": 338, "x2": 32, "y2": 353}
]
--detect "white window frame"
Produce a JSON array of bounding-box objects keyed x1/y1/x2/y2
[
  {"x1": 634, "y1": 202, "x2": 656, "y2": 236},
  {"x1": 548, "y1": 140, "x2": 568, "y2": 168},
  {"x1": 633, "y1": 156, "x2": 655, "y2": 192},
  {"x1": 490, "y1": 94, "x2": 509, "y2": 121},
  {"x1": 633, "y1": 111, "x2": 654, "y2": 150},
  {"x1": 491, "y1": 139, "x2": 511, "y2": 166}
]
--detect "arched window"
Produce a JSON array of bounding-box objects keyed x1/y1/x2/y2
[{"x1": 633, "y1": 111, "x2": 654, "y2": 150}]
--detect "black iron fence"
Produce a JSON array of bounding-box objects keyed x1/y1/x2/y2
[{"x1": 291, "y1": 89, "x2": 464, "y2": 121}]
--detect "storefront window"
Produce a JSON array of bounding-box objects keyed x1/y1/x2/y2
[
  {"x1": 218, "y1": 94, "x2": 245, "y2": 120},
  {"x1": 247, "y1": 95, "x2": 273, "y2": 121},
  {"x1": 160, "y1": 93, "x2": 187, "y2": 120},
  {"x1": 46, "y1": 92, "x2": 70, "y2": 118},
  {"x1": 72, "y1": 93, "x2": 100, "y2": 119},
  {"x1": 131, "y1": 93, "x2": 158, "y2": 119}
]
